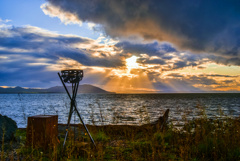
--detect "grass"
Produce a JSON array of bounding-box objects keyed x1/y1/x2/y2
[{"x1": 1, "y1": 107, "x2": 240, "y2": 160}]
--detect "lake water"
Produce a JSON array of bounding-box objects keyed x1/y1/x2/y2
[{"x1": 0, "y1": 93, "x2": 240, "y2": 128}]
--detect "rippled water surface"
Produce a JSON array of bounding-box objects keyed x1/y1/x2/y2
[{"x1": 0, "y1": 93, "x2": 240, "y2": 128}]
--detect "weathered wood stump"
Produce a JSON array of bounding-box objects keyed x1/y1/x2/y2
[{"x1": 26, "y1": 115, "x2": 58, "y2": 149}]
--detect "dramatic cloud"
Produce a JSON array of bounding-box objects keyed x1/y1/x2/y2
[
  {"x1": 115, "y1": 41, "x2": 176, "y2": 57},
  {"x1": 0, "y1": 22, "x2": 239, "y2": 92},
  {"x1": 151, "y1": 73, "x2": 240, "y2": 92},
  {"x1": 0, "y1": 25, "x2": 124, "y2": 68},
  {"x1": 0, "y1": 25, "x2": 125, "y2": 87},
  {"x1": 115, "y1": 41, "x2": 215, "y2": 70},
  {"x1": 42, "y1": 0, "x2": 240, "y2": 64},
  {"x1": 41, "y1": 3, "x2": 82, "y2": 26}
]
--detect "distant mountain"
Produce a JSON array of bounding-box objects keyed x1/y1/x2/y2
[
  {"x1": 0, "y1": 86, "x2": 30, "y2": 93},
  {"x1": 46, "y1": 85, "x2": 114, "y2": 94},
  {"x1": 0, "y1": 84, "x2": 114, "y2": 94}
]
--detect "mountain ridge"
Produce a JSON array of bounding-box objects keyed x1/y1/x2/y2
[{"x1": 0, "y1": 84, "x2": 115, "y2": 94}]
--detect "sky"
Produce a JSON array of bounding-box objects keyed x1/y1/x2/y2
[{"x1": 0, "y1": 0, "x2": 239, "y2": 93}]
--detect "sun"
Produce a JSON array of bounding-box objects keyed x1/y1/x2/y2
[
  {"x1": 126, "y1": 56, "x2": 139, "y2": 71},
  {"x1": 110, "y1": 55, "x2": 140, "y2": 78}
]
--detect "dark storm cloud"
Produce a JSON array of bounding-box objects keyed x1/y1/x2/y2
[
  {"x1": 115, "y1": 40, "x2": 214, "y2": 68},
  {"x1": 115, "y1": 40, "x2": 240, "y2": 66},
  {"x1": 139, "y1": 58, "x2": 166, "y2": 65},
  {"x1": 200, "y1": 74, "x2": 239, "y2": 78},
  {"x1": 115, "y1": 41, "x2": 176, "y2": 57},
  {"x1": 115, "y1": 40, "x2": 213, "y2": 68},
  {"x1": 0, "y1": 27, "x2": 89, "y2": 50},
  {"x1": 166, "y1": 73, "x2": 184, "y2": 78},
  {"x1": 44, "y1": 0, "x2": 240, "y2": 63},
  {"x1": 173, "y1": 61, "x2": 188, "y2": 69},
  {"x1": 222, "y1": 80, "x2": 234, "y2": 84},
  {"x1": 0, "y1": 26, "x2": 124, "y2": 67},
  {"x1": 209, "y1": 55, "x2": 240, "y2": 66}
]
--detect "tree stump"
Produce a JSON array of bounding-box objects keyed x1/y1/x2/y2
[{"x1": 26, "y1": 115, "x2": 58, "y2": 149}]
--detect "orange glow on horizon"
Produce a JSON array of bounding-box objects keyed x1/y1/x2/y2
[
  {"x1": 43, "y1": 57, "x2": 240, "y2": 93},
  {"x1": 0, "y1": 86, "x2": 12, "y2": 88}
]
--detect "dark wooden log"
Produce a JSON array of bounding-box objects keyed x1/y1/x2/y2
[{"x1": 70, "y1": 109, "x2": 170, "y2": 137}]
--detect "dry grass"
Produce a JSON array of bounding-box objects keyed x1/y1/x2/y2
[{"x1": 2, "y1": 107, "x2": 240, "y2": 160}]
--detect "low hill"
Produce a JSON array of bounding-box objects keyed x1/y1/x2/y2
[{"x1": 0, "y1": 84, "x2": 114, "y2": 94}]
